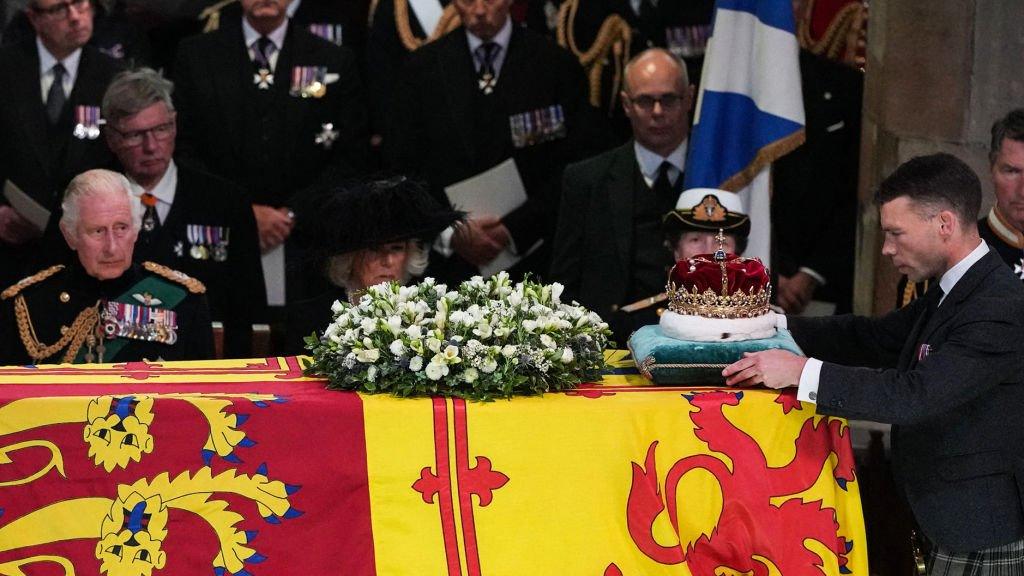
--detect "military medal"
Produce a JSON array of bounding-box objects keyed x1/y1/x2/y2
[
  {"x1": 141, "y1": 193, "x2": 159, "y2": 232},
  {"x1": 509, "y1": 105, "x2": 566, "y2": 149},
  {"x1": 291, "y1": 66, "x2": 329, "y2": 98},
  {"x1": 72, "y1": 105, "x2": 102, "y2": 140},
  {"x1": 309, "y1": 23, "x2": 343, "y2": 45},
  {"x1": 212, "y1": 226, "x2": 230, "y2": 262},
  {"x1": 254, "y1": 68, "x2": 274, "y2": 89},
  {"x1": 103, "y1": 301, "x2": 178, "y2": 344},
  {"x1": 479, "y1": 71, "x2": 496, "y2": 95},
  {"x1": 314, "y1": 123, "x2": 339, "y2": 149},
  {"x1": 187, "y1": 224, "x2": 206, "y2": 260},
  {"x1": 666, "y1": 25, "x2": 710, "y2": 58},
  {"x1": 173, "y1": 241, "x2": 184, "y2": 257}
]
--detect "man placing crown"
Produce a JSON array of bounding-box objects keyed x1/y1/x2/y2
[{"x1": 723, "y1": 153, "x2": 1024, "y2": 572}]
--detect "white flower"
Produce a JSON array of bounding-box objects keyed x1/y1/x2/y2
[
  {"x1": 367, "y1": 365, "x2": 378, "y2": 381},
  {"x1": 463, "y1": 367, "x2": 479, "y2": 383},
  {"x1": 410, "y1": 339, "x2": 425, "y2": 355},
  {"x1": 442, "y1": 345, "x2": 462, "y2": 364},
  {"x1": 551, "y1": 282, "x2": 564, "y2": 303},
  {"x1": 480, "y1": 357, "x2": 498, "y2": 374},
  {"x1": 331, "y1": 300, "x2": 345, "y2": 314},
  {"x1": 405, "y1": 324, "x2": 423, "y2": 339},
  {"x1": 507, "y1": 289, "x2": 523, "y2": 307},
  {"x1": 386, "y1": 315, "x2": 403, "y2": 336},
  {"x1": 560, "y1": 347, "x2": 574, "y2": 364},
  {"x1": 522, "y1": 320, "x2": 537, "y2": 333},
  {"x1": 501, "y1": 344, "x2": 517, "y2": 358},
  {"x1": 360, "y1": 317, "x2": 377, "y2": 334},
  {"x1": 426, "y1": 362, "x2": 449, "y2": 381},
  {"x1": 427, "y1": 337, "x2": 443, "y2": 353},
  {"x1": 494, "y1": 326, "x2": 511, "y2": 338},
  {"x1": 355, "y1": 348, "x2": 380, "y2": 363},
  {"x1": 473, "y1": 322, "x2": 493, "y2": 339},
  {"x1": 389, "y1": 340, "x2": 406, "y2": 357},
  {"x1": 409, "y1": 356, "x2": 424, "y2": 371},
  {"x1": 540, "y1": 334, "x2": 557, "y2": 349}
]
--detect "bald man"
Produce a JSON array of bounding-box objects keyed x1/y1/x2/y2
[{"x1": 550, "y1": 48, "x2": 693, "y2": 345}]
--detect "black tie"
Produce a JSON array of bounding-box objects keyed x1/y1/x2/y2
[
  {"x1": 46, "y1": 63, "x2": 67, "y2": 125},
  {"x1": 476, "y1": 42, "x2": 500, "y2": 94},
  {"x1": 253, "y1": 36, "x2": 276, "y2": 70},
  {"x1": 653, "y1": 161, "x2": 678, "y2": 213}
]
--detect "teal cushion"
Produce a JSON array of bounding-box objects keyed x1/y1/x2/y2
[{"x1": 627, "y1": 324, "x2": 804, "y2": 385}]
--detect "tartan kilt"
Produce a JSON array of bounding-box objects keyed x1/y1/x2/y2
[{"x1": 928, "y1": 539, "x2": 1024, "y2": 576}]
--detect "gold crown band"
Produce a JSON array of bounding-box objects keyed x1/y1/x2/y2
[{"x1": 665, "y1": 284, "x2": 772, "y2": 319}]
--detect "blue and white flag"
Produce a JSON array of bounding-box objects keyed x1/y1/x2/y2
[{"x1": 684, "y1": 0, "x2": 805, "y2": 266}]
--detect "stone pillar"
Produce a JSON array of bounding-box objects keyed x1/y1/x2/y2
[{"x1": 856, "y1": 0, "x2": 1024, "y2": 315}]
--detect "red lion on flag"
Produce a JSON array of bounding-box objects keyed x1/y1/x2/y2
[{"x1": 617, "y1": 390, "x2": 857, "y2": 575}]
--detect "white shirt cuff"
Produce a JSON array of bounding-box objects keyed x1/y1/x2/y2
[
  {"x1": 797, "y1": 357, "x2": 823, "y2": 404},
  {"x1": 434, "y1": 226, "x2": 455, "y2": 258},
  {"x1": 798, "y1": 266, "x2": 827, "y2": 286}
]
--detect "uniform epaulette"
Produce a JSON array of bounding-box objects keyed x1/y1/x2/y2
[
  {"x1": 1, "y1": 265, "x2": 64, "y2": 300},
  {"x1": 143, "y1": 262, "x2": 206, "y2": 294},
  {"x1": 199, "y1": 0, "x2": 238, "y2": 33},
  {"x1": 617, "y1": 292, "x2": 668, "y2": 314}
]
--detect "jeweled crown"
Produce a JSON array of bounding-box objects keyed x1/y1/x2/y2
[{"x1": 665, "y1": 232, "x2": 772, "y2": 319}]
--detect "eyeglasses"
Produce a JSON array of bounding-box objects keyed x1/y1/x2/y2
[
  {"x1": 628, "y1": 93, "x2": 686, "y2": 112},
  {"x1": 108, "y1": 120, "x2": 176, "y2": 147},
  {"x1": 31, "y1": 0, "x2": 91, "y2": 19}
]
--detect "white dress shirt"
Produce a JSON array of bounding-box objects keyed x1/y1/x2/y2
[
  {"x1": 634, "y1": 139, "x2": 688, "y2": 188},
  {"x1": 243, "y1": 17, "x2": 288, "y2": 72},
  {"x1": 37, "y1": 39, "x2": 81, "y2": 102},
  {"x1": 795, "y1": 239, "x2": 991, "y2": 403},
  {"x1": 465, "y1": 17, "x2": 513, "y2": 80},
  {"x1": 130, "y1": 161, "x2": 178, "y2": 223}
]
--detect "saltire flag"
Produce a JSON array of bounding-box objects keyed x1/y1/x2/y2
[
  {"x1": 0, "y1": 355, "x2": 866, "y2": 575},
  {"x1": 684, "y1": 0, "x2": 806, "y2": 266}
]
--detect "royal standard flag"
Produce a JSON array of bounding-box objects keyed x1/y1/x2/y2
[
  {"x1": 0, "y1": 355, "x2": 865, "y2": 575},
  {"x1": 684, "y1": 0, "x2": 806, "y2": 266}
]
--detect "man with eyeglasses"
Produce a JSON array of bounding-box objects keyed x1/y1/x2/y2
[
  {"x1": 387, "y1": 0, "x2": 603, "y2": 284},
  {"x1": 101, "y1": 67, "x2": 266, "y2": 359},
  {"x1": 172, "y1": 0, "x2": 368, "y2": 313},
  {"x1": 550, "y1": 48, "x2": 693, "y2": 346},
  {"x1": 0, "y1": 0, "x2": 123, "y2": 287}
]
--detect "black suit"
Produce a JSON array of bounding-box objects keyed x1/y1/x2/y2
[
  {"x1": 387, "y1": 24, "x2": 600, "y2": 281},
  {"x1": 0, "y1": 40, "x2": 122, "y2": 286},
  {"x1": 549, "y1": 141, "x2": 679, "y2": 345},
  {"x1": 173, "y1": 17, "x2": 368, "y2": 207},
  {"x1": 772, "y1": 50, "x2": 862, "y2": 313},
  {"x1": 789, "y1": 249, "x2": 1024, "y2": 552},
  {"x1": 173, "y1": 16, "x2": 368, "y2": 303},
  {"x1": 131, "y1": 160, "x2": 266, "y2": 359}
]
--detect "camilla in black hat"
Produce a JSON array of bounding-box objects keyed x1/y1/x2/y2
[{"x1": 284, "y1": 177, "x2": 463, "y2": 352}]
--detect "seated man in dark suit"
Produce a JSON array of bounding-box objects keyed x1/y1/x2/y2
[
  {"x1": 549, "y1": 48, "x2": 691, "y2": 345},
  {"x1": 387, "y1": 0, "x2": 603, "y2": 284},
  {"x1": 0, "y1": 169, "x2": 214, "y2": 365},
  {"x1": 725, "y1": 153, "x2": 1024, "y2": 572},
  {"x1": 0, "y1": 0, "x2": 122, "y2": 286},
  {"x1": 102, "y1": 67, "x2": 266, "y2": 358}
]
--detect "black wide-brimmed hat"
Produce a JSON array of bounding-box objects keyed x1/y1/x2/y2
[
  {"x1": 662, "y1": 187, "x2": 751, "y2": 238},
  {"x1": 303, "y1": 176, "x2": 464, "y2": 259}
]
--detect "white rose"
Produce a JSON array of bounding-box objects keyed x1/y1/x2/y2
[
  {"x1": 425, "y1": 362, "x2": 448, "y2": 381},
  {"x1": 427, "y1": 337, "x2": 443, "y2": 353},
  {"x1": 522, "y1": 320, "x2": 537, "y2": 332},
  {"x1": 463, "y1": 367, "x2": 479, "y2": 383},
  {"x1": 367, "y1": 365, "x2": 378, "y2": 381},
  {"x1": 331, "y1": 300, "x2": 345, "y2": 314},
  {"x1": 360, "y1": 317, "x2": 377, "y2": 334},
  {"x1": 355, "y1": 348, "x2": 380, "y2": 363},
  {"x1": 473, "y1": 322, "x2": 493, "y2": 339},
  {"x1": 389, "y1": 340, "x2": 406, "y2": 357},
  {"x1": 501, "y1": 344, "x2": 517, "y2": 358},
  {"x1": 405, "y1": 324, "x2": 423, "y2": 339},
  {"x1": 409, "y1": 356, "x2": 424, "y2": 371},
  {"x1": 561, "y1": 347, "x2": 574, "y2": 364},
  {"x1": 540, "y1": 334, "x2": 557, "y2": 349}
]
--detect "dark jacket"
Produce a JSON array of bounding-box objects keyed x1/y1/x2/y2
[{"x1": 789, "y1": 249, "x2": 1024, "y2": 551}]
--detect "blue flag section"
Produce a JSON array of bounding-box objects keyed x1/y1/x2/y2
[{"x1": 683, "y1": 0, "x2": 805, "y2": 266}]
